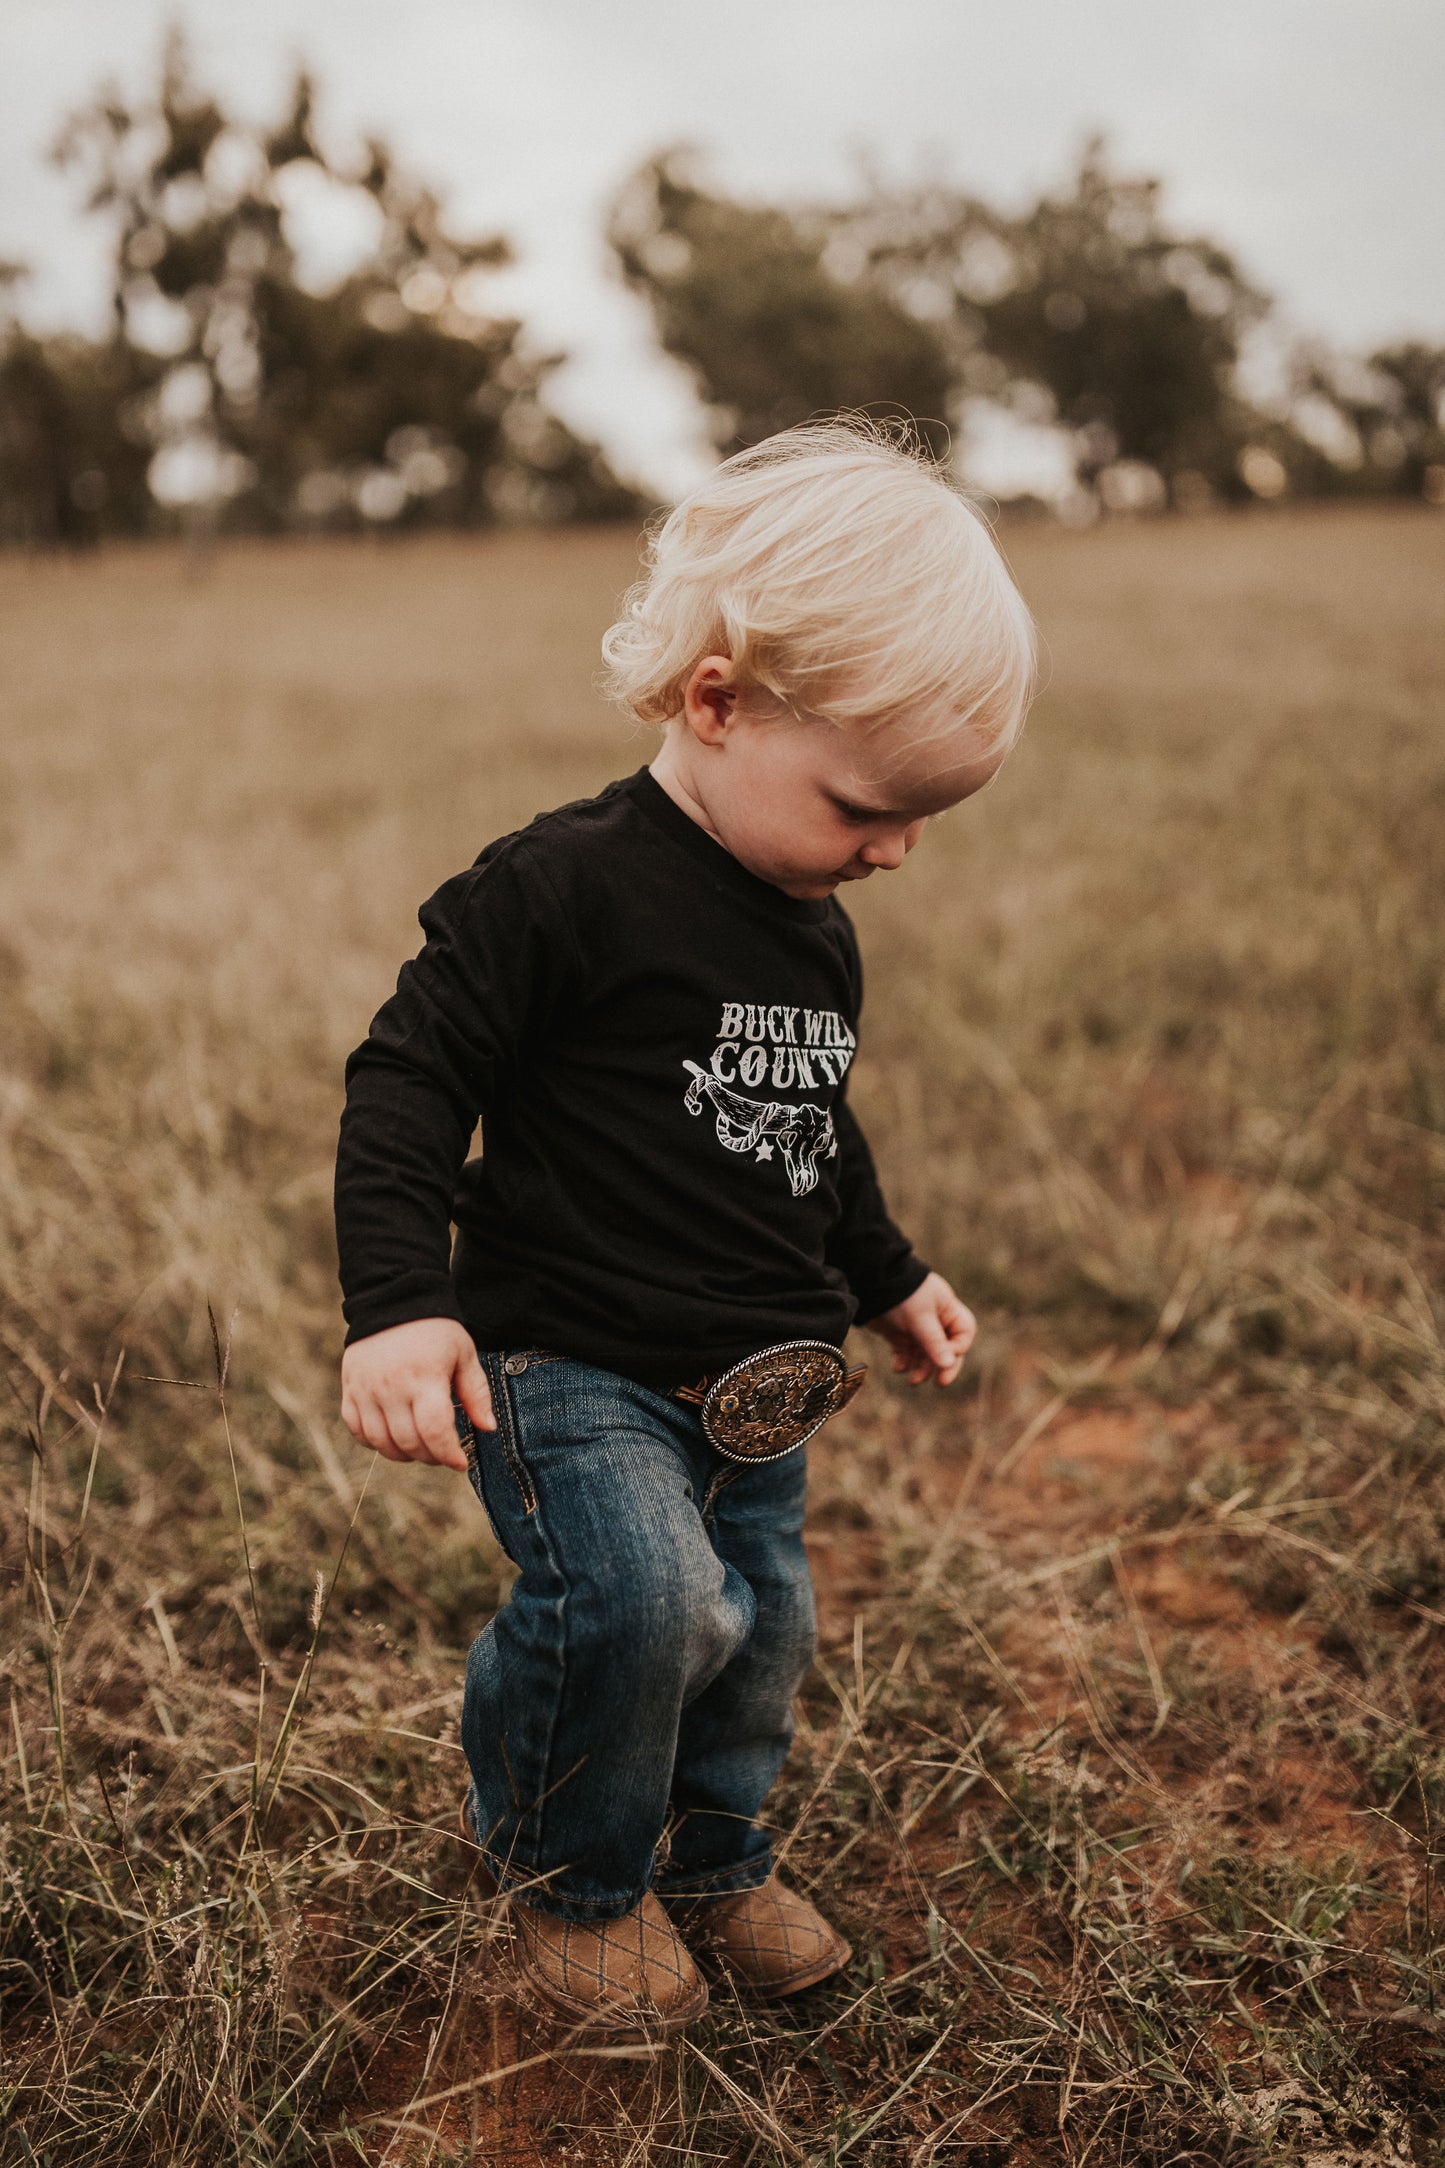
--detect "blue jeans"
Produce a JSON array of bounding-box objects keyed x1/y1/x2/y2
[{"x1": 457, "y1": 1351, "x2": 816, "y2": 1923}]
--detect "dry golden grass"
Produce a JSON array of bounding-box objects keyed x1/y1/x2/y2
[{"x1": 2, "y1": 506, "x2": 1443, "y2": 2164}]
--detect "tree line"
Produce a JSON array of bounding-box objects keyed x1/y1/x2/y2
[
  {"x1": 611, "y1": 145, "x2": 1445, "y2": 514},
  {"x1": 0, "y1": 38, "x2": 640, "y2": 546},
  {"x1": 3, "y1": 38, "x2": 1441, "y2": 544}
]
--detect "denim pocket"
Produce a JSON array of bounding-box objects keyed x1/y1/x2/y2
[{"x1": 479, "y1": 1353, "x2": 538, "y2": 1517}]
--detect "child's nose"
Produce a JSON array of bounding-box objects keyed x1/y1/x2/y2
[{"x1": 860, "y1": 823, "x2": 921, "y2": 870}]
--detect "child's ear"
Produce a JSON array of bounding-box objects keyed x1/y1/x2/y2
[
  {"x1": 699, "y1": 680, "x2": 734, "y2": 723},
  {"x1": 683, "y1": 656, "x2": 738, "y2": 745}
]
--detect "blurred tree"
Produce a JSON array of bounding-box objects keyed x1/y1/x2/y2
[
  {"x1": 608, "y1": 150, "x2": 953, "y2": 457},
  {"x1": 1300, "y1": 341, "x2": 1445, "y2": 500},
  {"x1": 0, "y1": 263, "x2": 160, "y2": 544},
  {"x1": 838, "y1": 138, "x2": 1291, "y2": 506},
  {"x1": 0, "y1": 329, "x2": 158, "y2": 546},
  {"x1": 3, "y1": 32, "x2": 638, "y2": 542}
]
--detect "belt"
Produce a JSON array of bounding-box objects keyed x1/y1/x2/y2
[{"x1": 671, "y1": 1339, "x2": 867, "y2": 1464}]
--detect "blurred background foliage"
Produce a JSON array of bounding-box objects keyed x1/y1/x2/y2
[
  {"x1": 614, "y1": 140, "x2": 1445, "y2": 515},
  {"x1": 0, "y1": 34, "x2": 640, "y2": 546},
  {"x1": 607, "y1": 148, "x2": 956, "y2": 461},
  {"x1": 2, "y1": 37, "x2": 1443, "y2": 544}
]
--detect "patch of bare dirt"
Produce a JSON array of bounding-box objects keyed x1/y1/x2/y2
[
  {"x1": 884, "y1": 1370, "x2": 1388, "y2": 1879},
  {"x1": 1132, "y1": 1552, "x2": 1253, "y2": 1628},
  {"x1": 804, "y1": 1519, "x2": 885, "y2": 1647}
]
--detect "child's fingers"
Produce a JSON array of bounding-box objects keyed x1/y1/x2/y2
[
  {"x1": 454, "y1": 1345, "x2": 497, "y2": 1433},
  {"x1": 352, "y1": 1396, "x2": 408, "y2": 1462},
  {"x1": 386, "y1": 1395, "x2": 464, "y2": 1471},
  {"x1": 914, "y1": 1309, "x2": 964, "y2": 1386},
  {"x1": 882, "y1": 1319, "x2": 932, "y2": 1383},
  {"x1": 899, "y1": 1333, "x2": 932, "y2": 1385},
  {"x1": 381, "y1": 1400, "x2": 427, "y2": 1460},
  {"x1": 946, "y1": 1303, "x2": 978, "y2": 1353},
  {"x1": 413, "y1": 1387, "x2": 471, "y2": 1472}
]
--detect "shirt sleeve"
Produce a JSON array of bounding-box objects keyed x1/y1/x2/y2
[
  {"x1": 822, "y1": 909, "x2": 928, "y2": 1322},
  {"x1": 826, "y1": 1094, "x2": 930, "y2": 1324},
  {"x1": 334, "y1": 839, "x2": 577, "y2": 1345}
]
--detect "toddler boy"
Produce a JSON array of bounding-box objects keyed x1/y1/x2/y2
[{"x1": 335, "y1": 423, "x2": 1036, "y2": 2035}]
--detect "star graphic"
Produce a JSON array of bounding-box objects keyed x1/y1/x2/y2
[{"x1": 755, "y1": 1140, "x2": 774, "y2": 1161}]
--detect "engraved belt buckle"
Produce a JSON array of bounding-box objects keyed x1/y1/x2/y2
[{"x1": 696, "y1": 1339, "x2": 867, "y2": 1464}]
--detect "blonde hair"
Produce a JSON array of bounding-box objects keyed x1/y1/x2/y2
[{"x1": 601, "y1": 420, "x2": 1036, "y2": 753}]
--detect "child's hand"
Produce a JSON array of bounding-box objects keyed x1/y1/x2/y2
[
  {"x1": 340, "y1": 1318, "x2": 495, "y2": 1473},
  {"x1": 869, "y1": 1272, "x2": 977, "y2": 1387}
]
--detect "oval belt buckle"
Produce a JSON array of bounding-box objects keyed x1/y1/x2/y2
[{"x1": 701, "y1": 1339, "x2": 858, "y2": 1465}]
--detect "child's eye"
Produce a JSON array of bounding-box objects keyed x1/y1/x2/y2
[{"x1": 833, "y1": 800, "x2": 875, "y2": 825}]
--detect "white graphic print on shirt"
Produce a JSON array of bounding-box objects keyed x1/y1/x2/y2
[{"x1": 681, "y1": 1001, "x2": 855, "y2": 1198}]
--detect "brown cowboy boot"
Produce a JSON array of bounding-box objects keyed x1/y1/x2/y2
[
  {"x1": 666, "y1": 1875, "x2": 851, "y2": 2000},
  {"x1": 459, "y1": 1796, "x2": 708, "y2": 2034},
  {"x1": 512, "y1": 1893, "x2": 709, "y2": 2035}
]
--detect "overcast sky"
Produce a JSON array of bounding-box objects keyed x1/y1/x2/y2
[{"x1": 4, "y1": 0, "x2": 1443, "y2": 493}]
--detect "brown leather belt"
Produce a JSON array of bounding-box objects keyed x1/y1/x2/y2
[{"x1": 671, "y1": 1339, "x2": 867, "y2": 1463}]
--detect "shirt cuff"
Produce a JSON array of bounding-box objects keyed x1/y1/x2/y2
[
  {"x1": 851, "y1": 1254, "x2": 931, "y2": 1328},
  {"x1": 342, "y1": 1283, "x2": 468, "y2": 1348}
]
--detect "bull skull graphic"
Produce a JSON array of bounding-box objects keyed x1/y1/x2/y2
[{"x1": 683, "y1": 1060, "x2": 838, "y2": 1197}]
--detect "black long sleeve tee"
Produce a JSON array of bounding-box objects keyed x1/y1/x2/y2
[{"x1": 334, "y1": 768, "x2": 928, "y2": 1387}]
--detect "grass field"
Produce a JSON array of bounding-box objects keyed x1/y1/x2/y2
[{"x1": 2, "y1": 505, "x2": 1443, "y2": 2165}]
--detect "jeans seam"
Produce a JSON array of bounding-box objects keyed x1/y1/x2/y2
[
  {"x1": 477, "y1": 1354, "x2": 574, "y2": 1892},
  {"x1": 483, "y1": 1352, "x2": 538, "y2": 1517}
]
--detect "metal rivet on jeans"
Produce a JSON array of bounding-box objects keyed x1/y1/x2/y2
[{"x1": 503, "y1": 1355, "x2": 528, "y2": 1375}]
